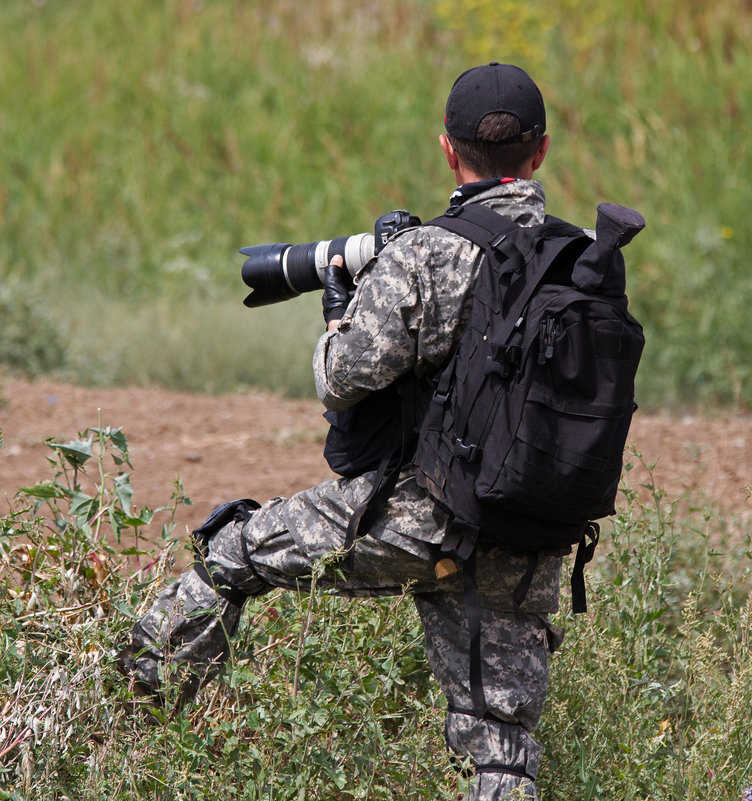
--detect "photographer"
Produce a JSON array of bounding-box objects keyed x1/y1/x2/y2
[{"x1": 120, "y1": 63, "x2": 564, "y2": 800}]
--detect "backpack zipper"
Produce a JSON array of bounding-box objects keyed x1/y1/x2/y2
[{"x1": 538, "y1": 315, "x2": 556, "y2": 364}]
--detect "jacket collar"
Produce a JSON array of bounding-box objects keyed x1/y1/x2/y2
[{"x1": 449, "y1": 178, "x2": 546, "y2": 227}]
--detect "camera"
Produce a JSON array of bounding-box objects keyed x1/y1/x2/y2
[{"x1": 239, "y1": 209, "x2": 421, "y2": 308}]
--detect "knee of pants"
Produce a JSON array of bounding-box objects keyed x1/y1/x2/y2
[
  {"x1": 136, "y1": 569, "x2": 243, "y2": 647},
  {"x1": 205, "y1": 508, "x2": 314, "y2": 596}
]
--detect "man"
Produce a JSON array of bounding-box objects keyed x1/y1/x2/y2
[{"x1": 119, "y1": 63, "x2": 566, "y2": 800}]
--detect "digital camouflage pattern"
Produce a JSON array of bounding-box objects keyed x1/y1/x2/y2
[
  {"x1": 123, "y1": 180, "x2": 563, "y2": 801},
  {"x1": 313, "y1": 180, "x2": 546, "y2": 411}
]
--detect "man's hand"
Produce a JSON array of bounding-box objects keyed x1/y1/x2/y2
[{"x1": 322, "y1": 255, "x2": 350, "y2": 330}]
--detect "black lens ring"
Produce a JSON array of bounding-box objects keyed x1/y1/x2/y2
[
  {"x1": 285, "y1": 242, "x2": 323, "y2": 293},
  {"x1": 327, "y1": 237, "x2": 349, "y2": 268}
]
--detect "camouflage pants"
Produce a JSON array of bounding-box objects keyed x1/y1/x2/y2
[{"x1": 126, "y1": 469, "x2": 564, "y2": 801}]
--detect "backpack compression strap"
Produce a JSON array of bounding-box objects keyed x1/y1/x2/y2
[{"x1": 570, "y1": 522, "x2": 600, "y2": 613}]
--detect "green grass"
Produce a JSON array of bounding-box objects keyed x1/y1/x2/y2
[
  {"x1": 1, "y1": 427, "x2": 750, "y2": 799},
  {"x1": 0, "y1": 428, "x2": 464, "y2": 799},
  {"x1": 57, "y1": 287, "x2": 325, "y2": 396},
  {"x1": 2, "y1": 0, "x2": 752, "y2": 407}
]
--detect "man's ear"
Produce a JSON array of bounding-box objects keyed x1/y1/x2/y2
[
  {"x1": 439, "y1": 133, "x2": 459, "y2": 171},
  {"x1": 531, "y1": 134, "x2": 551, "y2": 172}
]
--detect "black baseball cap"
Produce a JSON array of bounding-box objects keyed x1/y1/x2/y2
[{"x1": 444, "y1": 62, "x2": 546, "y2": 144}]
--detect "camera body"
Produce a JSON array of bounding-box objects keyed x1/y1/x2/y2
[{"x1": 239, "y1": 210, "x2": 421, "y2": 308}]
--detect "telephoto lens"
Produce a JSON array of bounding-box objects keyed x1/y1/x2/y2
[
  {"x1": 239, "y1": 234, "x2": 374, "y2": 309},
  {"x1": 239, "y1": 210, "x2": 421, "y2": 309}
]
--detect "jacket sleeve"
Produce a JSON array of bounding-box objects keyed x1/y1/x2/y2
[
  {"x1": 312, "y1": 232, "x2": 422, "y2": 411},
  {"x1": 313, "y1": 225, "x2": 480, "y2": 411}
]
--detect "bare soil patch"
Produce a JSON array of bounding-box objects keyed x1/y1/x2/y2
[{"x1": 2, "y1": 377, "x2": 751, "y2": 543}]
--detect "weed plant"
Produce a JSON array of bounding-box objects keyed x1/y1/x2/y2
[
  {"x1": 0, "y1": 425, "x2": 463, "y2": 800},
  {"x1": 2, "y1": 0, "x2": 752, "y2": 407},
  {"x1": 1, "y1": 427, "x2": 751, "y2": 799},
  {"x1": 540, "y1": 453, "x2": 752, "y2": 800}
]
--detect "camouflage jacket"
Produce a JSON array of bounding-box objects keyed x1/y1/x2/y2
[{"x1": 313, "y1": 179, "x2": 546, "y2": 409}]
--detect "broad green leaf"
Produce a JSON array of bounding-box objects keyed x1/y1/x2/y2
[
  {"x1": 18, "y1": 482, "x2": 68, "y2": 500},
  {"x1": 69, "y1": 492, "x2": 97, "y2": 519},
  {"x1": 122, "y1": 508, "x2": 155, "y2": 527},
  {"x1": 89, "y1": 426, "x2": 132, "y2": 467},
  {"x1": 47, "y1": 435, "x2": 94, "y2": 469},
  {"x1": 118, "y1": 546, "x2": 154, "y2": 556}
]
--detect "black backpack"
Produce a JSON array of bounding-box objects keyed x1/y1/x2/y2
[
  {"x1": 329, "y1": 199, "x2": 644, "y2": 718},
  {"x1": 415, "y1": 200, "x2": 645, "y2": 589}
]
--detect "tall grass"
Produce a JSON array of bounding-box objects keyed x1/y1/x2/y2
[
  {"x1": 1, "y1": 427, "x2": 750, "y2": 799},
  {"x1": 2, "y1": 5, "x2": 751, "y2": 796},
  {"x1": 2, "y1": 0, "x2": 752, "y2": 406}
]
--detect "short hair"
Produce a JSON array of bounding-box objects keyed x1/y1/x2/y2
[{"x1": 447, "y1": 112, "x2": 542, "y2": 178}]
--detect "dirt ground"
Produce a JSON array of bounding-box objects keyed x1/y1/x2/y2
[{"x1": 1, "y1": 377, "x2": 751, "y2": 544}]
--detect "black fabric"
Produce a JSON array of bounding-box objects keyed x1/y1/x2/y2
[
  {"x1": 463, "y1": 548, "x2": 540, "y2": 722},
  {"x1": 441, "y1": 518, "x2": 480, "y2": 562},
  {"x1": 324, "y1": 368, "x2": 438, "y2": 480},
  {"x1": 337, "y1": 374, "x2": 434, "y2": 568},
  {"x1": 447, "y1": 753, "x2": 535, "y2": 783},
  {"x1": 444, "y1": 63, "x2": 546, "y2": 143},
  {"x1": 475, "y1": 764, "x2": 535, "y2": 781},
  {"x1": 448, "y1": 177, "x2": 518, "y2": 207},
  {"x1": 323, "y1": 384, "x2": 405, "y2": 478},
  {"x1": 512, "y1": 552, "x2": 539, "y2": 610},
  {"x1": 412, "y1": 202, "x2": 643, "y2": 720},
  {"x1": 570, "y1": 521, "x2": 600, "y2": 614},
  {"x1": 463, "y1": 549, "x2": 487, "y2": 718}
]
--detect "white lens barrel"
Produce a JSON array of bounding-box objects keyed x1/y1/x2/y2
[
  {"x1": 344, "y1": 233, "x2": 375, "y2": 279},
  {"x1": 280, "y1": 248, "x2": 299, "y2": 295},
  {"x1": 314, "y1": 233, "x2": 375, "y2": 284}
]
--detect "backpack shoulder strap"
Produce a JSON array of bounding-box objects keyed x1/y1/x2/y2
[
  {"x1": 425, "y1": 202, "x2": 520, "y2": 249},
  {"x1": 427, "y1": 204, "x2": 589, "y2": 349},
  {"x1": 426, "y1": 204, "x2": 584, "y2": 248}
]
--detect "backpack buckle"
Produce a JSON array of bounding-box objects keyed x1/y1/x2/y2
[
  {"x1": 485, "y1": 345, "x2": 521, "y2": 379},
  {"x1": 488, "y1": 232, "x2": 507, "y2": 251},
  {"x1": 484, "y1": 356, "x2": 513, "y2": 379},
  {"x1": 453, "y1": 438, "x2": 481, "y2": 463}
]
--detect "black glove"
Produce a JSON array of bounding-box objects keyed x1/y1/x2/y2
[{"x1": 322, "y1": 259, "x2": 351, "y2": 325}]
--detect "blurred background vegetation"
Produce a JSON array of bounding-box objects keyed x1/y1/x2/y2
[{"x1": 1, "y1": 0, "x2": 750, "y2": 407}]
